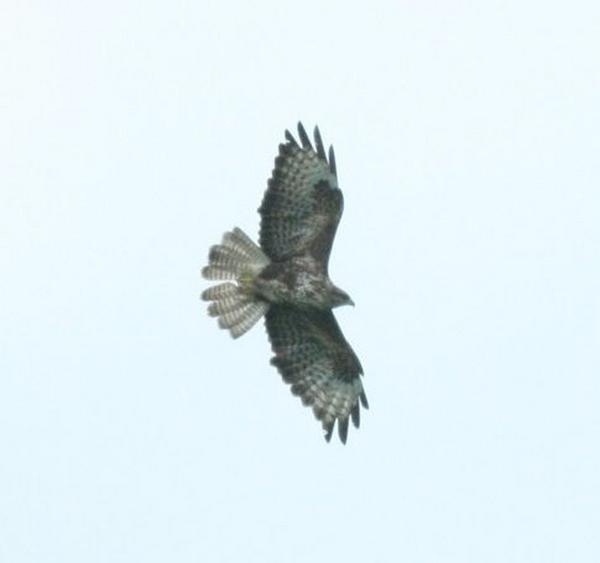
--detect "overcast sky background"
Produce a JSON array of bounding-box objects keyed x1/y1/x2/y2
[{"x1": 1, "y1": 2, "x2": 599, "y2": 562}]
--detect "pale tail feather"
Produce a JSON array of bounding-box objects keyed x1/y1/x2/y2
[
  {"x1": 202, "y1": 228, "x2": 270, "y2": 280},
  {"x1": 208, "y1": 295, "x2": 251, "y2": 317},
  {"x1": 201, "y1": 283, "x2": 238, "y2": 301},
  {"x1": 230, "y1": 302, "x2": 269, "y2": 338},
  {"x1": 222, "y1": 228, "x2": 267, "y2": 262},
  {"x1": 218, "y1": 301, "x2": 270, "y2": 338},
  {"x1": 202, "y1": 228, "x2": 270, "y2": 338}
]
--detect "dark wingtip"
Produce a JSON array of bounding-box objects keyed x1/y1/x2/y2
[
  {"x1": 313, "y1": 126, "x2": 327, "y2": 160},
  {"x1": 351, "y1": 402, "x2": 360, "y2": 428},
  {"x1": 360, "y1": 391, "x2": 369, "y2": 409},
  {"x1": 328, "y1": 145, "x2": 337, "y2": 176},
  {"x1": 324, "y1": 423, "x2": 334, "y2": 442},
  {"x1": 338, "y1": 417, "x2": 349, "y2": 444},
  {"x1": 284, "y1": 129, "x2": 299, "y2": 147},
  {"x1": 297, "y1": 122, "x2": 313, "y2": 150}
]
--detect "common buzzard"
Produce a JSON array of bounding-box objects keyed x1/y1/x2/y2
[{"x1": 201, "y1": 123, "x2": 368, "y2": 443}]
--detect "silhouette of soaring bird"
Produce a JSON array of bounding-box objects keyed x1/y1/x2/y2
[{"x1": 201, "y1": 123, "x2": 368, "y2": 443}]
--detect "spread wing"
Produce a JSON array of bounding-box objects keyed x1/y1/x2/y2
[
  {"x1": 265, "y1": 305, "x2": 368, "y2": 443},
  {"x1": 258, "y1": 122, "x2": 343, "y2": 272}
]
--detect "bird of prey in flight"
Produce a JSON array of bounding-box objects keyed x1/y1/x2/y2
[{"x1": 201, "y1": 123, "x2": 367, "y2": 443}]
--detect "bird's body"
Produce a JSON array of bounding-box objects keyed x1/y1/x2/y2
[
  {"x1": 201, "y1": 123, "x2": 367, "y2": 443},
  {"x1": 254, "y1": 257, "x2": 350, "y2": 309}
]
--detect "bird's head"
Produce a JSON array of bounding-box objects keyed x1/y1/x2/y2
[{"x1": 330, "y1": 285, "x2": 355, "y2": 308}]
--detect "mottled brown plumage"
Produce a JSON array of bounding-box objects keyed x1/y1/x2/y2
[
  {"x1": 258, "y1": 124, "x2": 342, "y2": 268},
  {"x1": 265, "y1": 306, "x2": 368, "y2": 443},
  {"x1": 202, "y1": 123, "x2": 367, "y2": 443}
]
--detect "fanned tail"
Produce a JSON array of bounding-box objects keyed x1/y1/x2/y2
[{"x1": 201, "y1": 228, "x2": 270, "y2": 338}]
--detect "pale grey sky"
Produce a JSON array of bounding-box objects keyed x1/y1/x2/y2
[{"x1": 1, "y1": 2, "x2": 599, "y2": 562}]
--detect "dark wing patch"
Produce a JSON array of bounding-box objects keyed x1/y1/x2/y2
[
  {"x1": 259, "y1": 123, "x2": 343, "y2": 270},
  {"x1": 265, "y1": 305, "x2": 367, "y2": 444}
]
